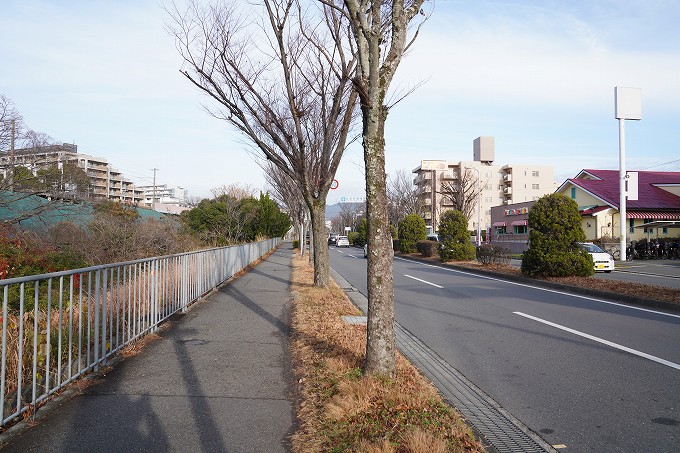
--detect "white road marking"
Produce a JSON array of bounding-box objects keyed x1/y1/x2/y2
[
  {"x1": 514, "y1": 311, "x2": 680, "y2": 371},
  {"x1": 404, "y1": 274, "x2": 443, "y2": 288},
  {"x1": 393, "y1": 256, "x2": 680, "y2": 320}
]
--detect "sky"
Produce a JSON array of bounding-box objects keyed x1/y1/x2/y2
[{"x1": 1, "y1": 0, "x2": 679, "y2": 205}]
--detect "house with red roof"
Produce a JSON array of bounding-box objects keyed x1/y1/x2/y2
[{"x1": 556, "y1": 169, "x2": 680, "y2": 241}]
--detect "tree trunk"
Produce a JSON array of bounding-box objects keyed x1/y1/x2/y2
[
  {"x1": 363, "y1": 104, "x2": 396, "y2": 377},
  {"x1": 298, "y1": 221, "x2": 305, "y2": 256},
  {"x1": 309, "y1": 201, "x2": 330, "y2": 287}
]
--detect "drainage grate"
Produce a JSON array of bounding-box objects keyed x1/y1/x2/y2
[
  {"x1": 342, "y1": 316, "x2": 367, "y2": 325},
  {"x1": 396, "y1": 325, "x2": 555, "y2": 453}
]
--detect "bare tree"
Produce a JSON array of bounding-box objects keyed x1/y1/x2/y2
[
  {"x1": 168, "y1": 0, "x2": 358, "y2": 287},
  {"x1": 321, "y1": 0, "x2": 428, "y2": 376},
  {"x1": 386, "y1": 169, "x2": 419, "y2": 226},
  {"x1": 0, "y1": 95, "x2": 23, "y2": 153},
  {"x1": 438, "y1": 167, "x2": 483, "y2": 224},
  {"x1": 336, "y1": 201, "x2": 364, "y2": 232},
  {"x1": 210, "y1": 183, "x2": 256, "y2": 201},
  {"x1": 264, "y1": 162, "x2": 307, "y2": 253}
]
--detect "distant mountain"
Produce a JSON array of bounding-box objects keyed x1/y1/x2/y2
[
  {"x1": 325, "y1": 202, "x2": 364, "y2": 221},
  {"x1": 325, "y1": 203, "x2": 341, "y2": 221}
]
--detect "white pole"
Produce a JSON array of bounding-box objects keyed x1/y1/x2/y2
[{"x1": 619, "y1": 118, "x2": 627, "y2": 261}]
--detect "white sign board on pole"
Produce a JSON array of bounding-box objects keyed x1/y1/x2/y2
[
  {"x1": 615, "y1": 87, "x2": 642, "y2": 120},
  {"x1": 344, "y1": 226, "x2": 351, "y2": 232},
  {"x1": 626, "y1": 171, "x2": 639, "y2": 201}
]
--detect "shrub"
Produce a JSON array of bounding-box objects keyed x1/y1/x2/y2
[
  {"x1": 398, "y1": 214, "x2": 427, "y2": 253},
  {"x1": 476, "y1": 244, "x2": 511, "y2": 266},
  {"x1": 438, "y1": 210, "x2": 475, "y2": 262},
  {"x1": 416, "y1": 240, "x2": 439, "y2": 257},
  {"x1": 521, "y1": 194, "x2": 594, "y2": 277},
  {"x1": 355, "y1": 218, "x2": 367, "y2": 247},
  {"x1": 348, "y1": 231, "x2": 360, "y2": 245},
  {"x1": 292, "y1": 239, "x2": 300, "y2": 249}
]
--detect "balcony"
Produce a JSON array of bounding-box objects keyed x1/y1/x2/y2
[
  {"x1": 503, "y1": 187, "x2": 512, "y2": 195},
  {"x1": 503, "y1": 174, "x2": 512, "y2": 183},
  {"x1": 440, "y1": 171, "x2": 456, "y2": 180}
]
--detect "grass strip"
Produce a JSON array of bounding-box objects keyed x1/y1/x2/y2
[{"x1": 290, "y1": 252, "x2": 485, "y2": 452}]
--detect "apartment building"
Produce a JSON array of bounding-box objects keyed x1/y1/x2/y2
[
  {"x1": 0, "y1": 143, "x2": 144, "y2": 204},
  {"x1": 137, "y1": 184, "x2": 188, "y2": 208},
  {"x1": 413, "y1": 137, "x2": 556, "y2": 233}
]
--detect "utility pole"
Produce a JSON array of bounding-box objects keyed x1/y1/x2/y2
[{"x1": 151, "y1": 168, "x2": 159, "y2": 211}]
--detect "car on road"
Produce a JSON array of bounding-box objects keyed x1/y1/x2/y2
[
  {"x1": 577, "y1": 242, "x2": 615, "y2": 273},
  {"x1": 336, "y1": 236, "x2": 350, "y2": 247}
]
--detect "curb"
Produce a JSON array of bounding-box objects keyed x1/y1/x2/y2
[{"x1": 396, "y1": 254, "x2": 680, "y2": 314}]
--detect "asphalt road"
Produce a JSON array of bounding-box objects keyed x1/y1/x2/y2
[{"x1": 330, "y1": 246, "x2": 680, "y2": 453}]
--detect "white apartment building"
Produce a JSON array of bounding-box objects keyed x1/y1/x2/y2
[
  {"x1": 413, "y1": 137, "x2": 556, "y2": 233},
  {"x1": 137, "y1": 184, "x2": 189, "y2": 208},
  {"x1": 0, "y1": 143, "x2": 144, "y2": 204}
]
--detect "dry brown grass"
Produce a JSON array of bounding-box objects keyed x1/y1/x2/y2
[{"x1": 290, "y1": 253, "x2": 485, "y2": 452}]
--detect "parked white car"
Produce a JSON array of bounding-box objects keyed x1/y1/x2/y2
[
  {"x1": 336, "y1": 236, "x2": 350, "y2": 247},
  {"x1": 577, "y1": 242, "x2": 615, "y2": 273}
]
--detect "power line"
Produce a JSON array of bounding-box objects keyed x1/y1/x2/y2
[{"x1": 642, "y1": 158, "x2": 680, "y2": 171}]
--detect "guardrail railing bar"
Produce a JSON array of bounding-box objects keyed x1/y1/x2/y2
[{"x1": 1, "y1": 286, "x2": 8, "y2": 421}]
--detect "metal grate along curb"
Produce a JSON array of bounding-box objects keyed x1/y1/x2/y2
[
  {"x1": 396, "y1": 324, "x2": 556, "y2": 453},
  {"x1": 331, "y1": 268, "x2": 556, "y2": 453}
]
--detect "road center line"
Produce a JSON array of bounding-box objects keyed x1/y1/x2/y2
[
  {"x1": 514, "y1": 311, "x2": 680, "y2": 371},
  {"x1": 404, "y1": 274, "x2": 443, "y2": 288}
]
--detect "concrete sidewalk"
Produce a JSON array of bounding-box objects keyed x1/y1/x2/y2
[{"x1": 1, "y1": 247, "x2": 296, "y2": 453}]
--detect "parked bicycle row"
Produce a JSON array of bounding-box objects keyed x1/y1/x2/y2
[{"x1": 627, "y1": 238, "x2": 680, "y2": 260}]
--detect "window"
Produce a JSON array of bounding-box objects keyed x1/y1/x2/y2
[
  {"x1": 485, "y1": 183, "x2": 492, "y2": 190},
  {"x1": 629, "y1": 219, "x2": 635, "y2": 234},
  {"x1": 570, "y1": 187, "x2": 576, "y2": 199},
  {"x1": 532, "y1": 184, "x2": 539, "y2": 189},
  {"x1": 532, "y1": 171, "x2": 539, "y2": 177},
  {"x1": 498, "y1": 184, "x2": 503, "y2": 190},
  {"x1": 643, "y1": 218, "x2": 652, "y2": 233},
  {"x1": 663, "y1": 227, "x2": 668, "y2": 234},
  {"x1": 514, "y1": 225, "x2": 527, "y2": 234},
  {"x1": 485, "y1": 196, "x2": 493, "y2": 203},
  {"x1": 486, "y1": 171, "x2": 492, "y2": 177}
]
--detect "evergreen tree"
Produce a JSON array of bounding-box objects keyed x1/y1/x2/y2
[
  {"x1": 438, "y1": 210, "x2": 475, "y2": 262},
  {"x1": 521, "y1": 194, "x2": 594, "y2": 277}
]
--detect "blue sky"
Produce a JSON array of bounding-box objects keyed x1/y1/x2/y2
[{"x1": 2, "y1": 0, "x2": 679, "y2": 204}]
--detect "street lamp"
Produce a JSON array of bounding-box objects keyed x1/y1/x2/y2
[{"x1": 469, "y1": 167, "x2": 481, "y2": 247}]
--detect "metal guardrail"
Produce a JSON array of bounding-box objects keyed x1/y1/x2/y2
[{"x1": 0, "y1": 238, "x2": 280, "y2": 427}]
